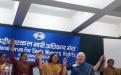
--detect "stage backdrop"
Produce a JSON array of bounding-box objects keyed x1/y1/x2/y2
[{"x1": 0, "y1": 25, "x2": 80, "y2": 64}]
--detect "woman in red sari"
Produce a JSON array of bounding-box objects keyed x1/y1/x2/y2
[{"x1": 9, "y1": 40, "x2": 41, "y2": 75}]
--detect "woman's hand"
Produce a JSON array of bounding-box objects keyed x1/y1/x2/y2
[
  {"x1": 9, "y1": 39, "x2": 16, "y2": 52},
  {"x1": 62, "y1": 57, "x2": 68, "y2": 75},
  {"x1": 99, "y1": 55, "x2": 106, "y2": 62},
  {"x1": 63, "y1": 57, "x2": 67, "y2": 66},
  {"x1": 10, "y1": 39, "x2": 16, "y2": 46},
  {"x1": 36, "y1": 51, "x2": 43, "y2": 60}
]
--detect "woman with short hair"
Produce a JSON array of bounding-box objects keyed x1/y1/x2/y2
[{"x1": 66, "y1": 52, "x2": 94, "y2": 75}]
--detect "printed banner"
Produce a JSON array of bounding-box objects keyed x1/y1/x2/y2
[{"x1": 0, "y1": 25, "x2": 80, "y2": 64}]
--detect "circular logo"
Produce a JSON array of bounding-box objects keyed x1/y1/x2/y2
[{"x1": 33, "y1": 32, "x2": 46, "y2": 40}]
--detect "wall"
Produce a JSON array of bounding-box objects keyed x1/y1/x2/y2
[{"x1": 104, "y1": 38, "x2": 121, "y2": 68}]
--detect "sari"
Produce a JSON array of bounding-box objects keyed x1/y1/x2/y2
[
  {"x1": 10, "y1": 52, "x2": 39, "y2": 75},
  {"x1": 67, "y1": 63, "x2": 94, "y2": 75},
  {"x1": 104, "y1": 66, "x2": 120, "y2": 75},
  {"x1": 41, "y1": 63, "x2": 62, "y2": 75}
]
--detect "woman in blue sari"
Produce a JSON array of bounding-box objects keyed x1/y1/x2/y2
[
  {"x1": 65, "y1": 52, "x2": 94, "y2": 75},
  {"x1": 64, "y1": 52, "x2": 105, "y2": 75}
]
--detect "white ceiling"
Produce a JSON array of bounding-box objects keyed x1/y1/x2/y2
[
  {"x1": 54, "y1": 0, "x2": 115, "y2": 9},
  {"x1": 0, "y1": 1, "x2": 14, "y2": 9},
  {"x1": 29, "y1": 4, "x2": 77, "y2": 18},
  {"x1": 23, "y1": 4, "x2": 94, "y2": 32},
  {"x1": 80, "y1": 15, "x2": 121, "y2": 37},
  {"x1": 0, "y1": 1, "x2": 19, "y2": 25},
  {"x1": 0, "y1": 0, "x2": 121, "y2": 37},
  {"x1": 98, "y1": 15, "x2": 121, "y2": 25}
]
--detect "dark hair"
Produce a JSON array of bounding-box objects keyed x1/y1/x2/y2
[
  {"x1": 48, "y1": 53, "x2": 59, "y2": 63},
  {"x1": 20, "y1": 52, "x2": 26, "y2": 57},
  {"x1": 107, "y1": 59, "x2": 114, "y2": 63}
]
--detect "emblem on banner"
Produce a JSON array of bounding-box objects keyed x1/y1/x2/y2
[{"x1": 33, "y1": 32, "x2": 46, "y2": 40}]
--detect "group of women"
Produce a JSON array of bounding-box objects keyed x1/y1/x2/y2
[{"x1": 0, "y1": 40, "x2": 120, "y2": 75}]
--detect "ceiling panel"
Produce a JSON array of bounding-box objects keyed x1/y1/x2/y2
[
  {"x1": 29, "y1": 4, "x2": 77, "y2": 18},
  {"x1": 0, "y1": 1, "x2": 14, "y2": 9},
  {"x1": 0, "y1": 1, "x2": 19, "y2": 25},
  {"x1": 23, "y1": 4, "x2": 94, "y2": 32},
  {"x1": 54, "y1": 0, "x2": 115, "y2": 9},
  {"x1": 98, "y1": 15, "x2": 121, "y2": 25},
  {"x1": 80, "y1": 22, "x2": 120, "y2": 37},
  {"x1": 80, "y1": 15, "x2": 121, "y2": 37}
]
